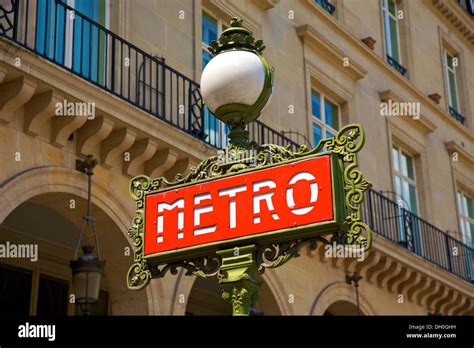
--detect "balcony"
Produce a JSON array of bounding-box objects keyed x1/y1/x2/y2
[
  {"x1": 316, "y1": 0, "x2": 336, "y2": 16},
  {"x1": 0, "y1": 0, "x2": 298, "y2": 151},
  {"x1": 386, "y1": 55, "x2": 407, "y2": 76},
  {"x1": 457, "y1": 0, "x2": 474, "y2": 16},
  {"x1": 363, "y1": 189, "x2": 474, "y2": 283},
  {"x1": 449, "y1": 106, "x2": 466, "y2": 125}
]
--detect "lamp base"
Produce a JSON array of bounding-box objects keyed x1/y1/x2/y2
[{"x1": 228, "y1": 126, "x2": 250, "y2": 148}]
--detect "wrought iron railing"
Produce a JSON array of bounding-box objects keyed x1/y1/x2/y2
[
  {"x1": 449, "y1": 106, "x2": 466, "y2": 125},
  {"x1": 363, "y1": 189, "x2": 474, "y2": 283},
  {"x1": 457, "y1": 0, "x2": 474, "y2": 16},
  {"x1": 387, "y1": 55, "x2": 407, "y2": 76},
  {"x1": 316, "y1": 0, "x2": 336, "y2": 16},
  {"x1": 0, "y1": 0, "x2": 299, "y2": 150}
]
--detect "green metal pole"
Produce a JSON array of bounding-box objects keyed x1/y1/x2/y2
[{"x1": 217, "y1": 245, "x2": 262, "y2": 316}]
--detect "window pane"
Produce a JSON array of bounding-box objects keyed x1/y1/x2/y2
[
  {"x1": 409, "y1": 184, "x2": 418, "y2": 214},
  {"x1": 0, "y1": 265, "x2": 32, "y2": 316},
  {"x1": 37, "y1": 275, "x2": 68, "y2": 316},
  {"x1": 202, "y1": 13, "x2": 217, "y2": 45},
  {"x1": 448, "y1": 71, "x2": 458, "y2": 110},
  {"x1": 312, "y1": 123, "x2": 322, "y2": 146},
  {"x1": 405, "y1": 153, "x2": 415, "y2": 180},
  {"x1": 392, "y1": 147, "x2": 399, "y2": 172},
  {"x1": 395, "y1": 175, "x2": 402, "y2": 201},
  {"x1": 467, "y1": 196, "x2": 474, "y2": 219},
  {"x1": 388, "y1": 0, "x2": 397, "y2": 16},
  {"x1": 469, "y1": 223, "x2": 474, "y2": 247},
  {"x1": 202, "y1": 49, "x2": 213, "y2": 70},
  {"x1": 462, "y1": 196, "x2": 469, "y2": 217},
  {"x1": 457, "y1": 191, "x2": 463, "y2": 213},
  {"x1": 311, "y1": 91, "x2": 321, "y2": 119},
  {"x1": 400, "y1": 152, "x2": 408, "y2": 177},
  {"x1": 325, "y1": 129, "x2": 335, "y2": 140},
  {"x1": 460, "y1": 217, "x2": 466, "y2": 236},
  {"x1": 402, "y1": 180, "x2": 410, "y2": 208},
  {"x1": 389, "y1": 17, "x2": 400, "y2": 62},
  {"x1": 446, "y1": 52, "x2": 454, "y2": 69},
  {"x1": 382, "y1": 10, "x2": 390, "y2": 54},
  {"x1": 324, "y1": 99, "x2": 339, "y2": 130}
]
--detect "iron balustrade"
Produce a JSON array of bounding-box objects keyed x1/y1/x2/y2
[
  {"x1": 387, "y1": 55, "x2": 407, "y2": 76},
  {"x1": 449, "y1": 106, "x2": 466, "y2": 125},
  {"x1": 457, "y1": 0, "x2": 474, "y2": 16},
  {"x1": 0, "y1": 0, "x2": 299, "y2": 150},
  {"x1": 316, "y1": 0, "x2": 336, "y2": 16},
  {"x1": 363, "y1": 189, "x2": 474, "y2": 283}
]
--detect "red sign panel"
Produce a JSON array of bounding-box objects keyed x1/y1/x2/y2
[{"x1": 144, "y1": 156, "x2": 334, "y2": 257}]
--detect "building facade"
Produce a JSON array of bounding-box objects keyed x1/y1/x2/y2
[{"x1": 0, "y1": 0, "x2": 472, "y2": 316}]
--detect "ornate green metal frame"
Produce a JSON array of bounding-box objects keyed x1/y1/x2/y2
[{"x1": 126, "y1": 124, "x2": 372, "y2": 291}]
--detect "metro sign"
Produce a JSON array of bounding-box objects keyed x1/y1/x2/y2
[{"x1": 143, "y1": 154, "x2": 345, "y2": 263}]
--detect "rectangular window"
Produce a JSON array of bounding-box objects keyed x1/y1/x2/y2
[
  {"x1": 35, "y1": 0, "x2": 108, "y2": 85},
  {"x1": 201, "y1": 12, "x2": 228, "y2": 149},
  {"x1": 443, "y1": 50, "x2": 460, "y2": 112},
  {"x1": 392, "y1": 145, "x2": 422, "y2": 254},
  {"x1": 311, "y1": 90, "x2": 341, "y2": 147},
  {"x1": 457, "y1": 191, "x2": 474, "y2": 248},
  {"x1": 381, "y1": 0, "x2": 406, "y2": 75},
  {"x1": 37, "y1": 275, "x2": 69, "y2": 316},
  {"x1": 381, "y1": 0, "x2": 401, "y2": 63},
  {"x1": 0, "y1": 264, "x2": 32, "y2": 316},
  {"x1": 392, "y1": 145, "x2": 418, "y2": 214}
]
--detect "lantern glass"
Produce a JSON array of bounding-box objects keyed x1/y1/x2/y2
[{"x1": 73, "y1": 270, "x2": 102, "y2": 304}]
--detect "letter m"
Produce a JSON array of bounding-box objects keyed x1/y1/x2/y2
[{"x1": 157, "y1": 199, "x2": 184, "y2": 233}]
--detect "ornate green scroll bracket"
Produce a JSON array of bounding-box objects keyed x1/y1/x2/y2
[
  {"x1": 125, "y1": 124, "x2": 373, "y2": 295},
  {"x1": 218, "y1": 245, "x2": 262, "y2": 316}
]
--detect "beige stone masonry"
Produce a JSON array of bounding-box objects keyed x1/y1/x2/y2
[
  {"x1": 0, "y1": 76, "x2": 37, "y2": 124},
  {"x1": 24, "y1": 90, "x2": 62, "y2": 136}
]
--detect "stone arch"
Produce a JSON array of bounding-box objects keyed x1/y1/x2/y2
[
  {"x1": 0, "y1": 165, "x2": 150, "y2": 315},
  {"x1": 160, "y1": 268, "x2": 289, "y2": 315},
  {"x1": 310, "y1": 282, "x2": 376, "y2": 315},
  {"x1": 0, "y1": 166, "x2": 132, "y2": 235}
]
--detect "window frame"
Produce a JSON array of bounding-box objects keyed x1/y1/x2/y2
[
  {"x1": 201, "y1": 11, "x2": 227, "y2": 68},
  {"x1": 392, "y1": 144, "x2": 419, "y2": 214},
  {"x1": 201, "y1": 10, "x2": 229, "y2": 148},
  {"x1": 443, "y1": 49, "x2": 460, "y2": 112},
  {"x1": 381, "y1": 0, "x2": 402, "y2": 64},
  {"x1": 457, "y1": 190, "x2": 474, "y2": 247},
  {"x1": 311, "y1": 89, "x2": 342, "y2": 146}
]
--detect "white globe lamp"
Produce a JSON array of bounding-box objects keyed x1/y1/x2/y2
[{"x1": 200, "y1": 17, "x2": 273, "y2": 147}]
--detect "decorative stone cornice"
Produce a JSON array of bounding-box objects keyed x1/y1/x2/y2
[
  {"x1": 429, "y1": 0, "x2": 474, "y2": 45},
  {"x1": 341, "y1": 234, "x2": 474, "y2": 315},
  {"x1": 379, "y1": 89, "x2": 437, "y2": 134},
  {"x1": 445, "y1": 140, "x2": 474, "y2": 163},
  {"x1": 204, "y1": 0, "x2": 261, "y2": 38},
  {"x1": 251, "y1": 0, "x2": 279, "y2": 11},
  {"x1": 296, "y1": 24, "x2": 368, "y2": 80}
]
